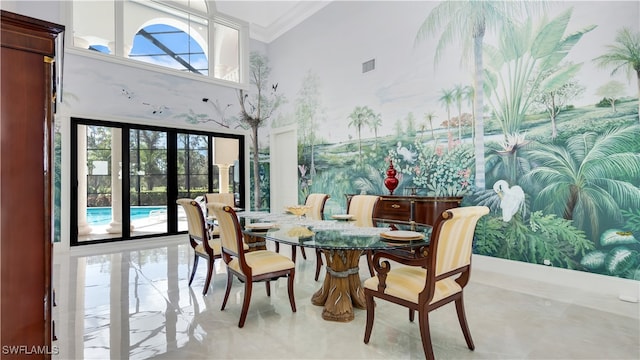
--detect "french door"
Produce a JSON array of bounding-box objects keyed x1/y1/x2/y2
[{"x1": 71, "y1": 118, "x2": 244, "y2": 245}]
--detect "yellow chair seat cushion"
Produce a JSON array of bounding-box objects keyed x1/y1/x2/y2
[
  {"x1": 364, "y1": 266, "x2": 462, "y2": 304},
  {"x1": 228, "y1": 250, "x2": 294, "y2": 276},
  {"x1": 195, "y1": 238, "x2": 222, "y2": 256}
]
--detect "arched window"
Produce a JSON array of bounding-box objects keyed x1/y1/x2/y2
[
  {"x1": 130, "y1": 23, "x2": 208, "y2": 75},
  {"x1": 72, "y1": 0, "x2": 244, "y2": 84}
]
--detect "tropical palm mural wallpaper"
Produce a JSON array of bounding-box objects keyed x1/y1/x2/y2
[
  {"x1": 60, "y1": 0, "x2": 638, "y2": 281},
  {"x1": 262, "y1": 1, "x2": 640, "y2": 280}
]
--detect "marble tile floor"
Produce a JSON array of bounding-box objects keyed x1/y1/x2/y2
[{"x1": 52, "y1": 236, "x2": 639, "y2": 360}]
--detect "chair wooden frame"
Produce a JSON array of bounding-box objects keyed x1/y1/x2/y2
[
  {"x1": 363, "y1": 206, "x2": 490, "y2": 359},
  {"x1": 176, "y1": 198, "x2": 221, "y2": 295},
  {"x1": 210, "y1": 202, "x2": 297, "y2": 328}
]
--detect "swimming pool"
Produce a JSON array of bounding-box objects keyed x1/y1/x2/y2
[{"x1": 86, "y1": 206, "x2": 167, "y2": 225}]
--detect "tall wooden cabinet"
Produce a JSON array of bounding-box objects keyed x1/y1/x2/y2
[{"x1": 1, "y1": 10, "x2": 64, "y2": 359}]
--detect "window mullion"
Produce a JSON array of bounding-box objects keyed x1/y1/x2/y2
[
  {"x1": 208, "y1": 15, "x2": 215, "y2": 82},
  {"x1": 114, "y1": 0, "x2": 125, "y2": 57}
]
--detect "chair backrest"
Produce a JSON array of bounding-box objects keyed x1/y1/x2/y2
[
  {"x1": 347, "y1": 195, "x2": 379, "y2": 227},
  {"x1": 204, "y1": 193, "x2": 235, "y2": 217},
  {"x1": 305, "y1": 193, "x2": 330, "y2": 220},
  {"x1": 177, "y1": 198, "x2": 207, "y2": 240},
  {"x1": 429, "y1": 206, "x2": 490, "y2": 278},
  {"x1": 209, "y1": 202, "x2": 244, "y2": 257}
]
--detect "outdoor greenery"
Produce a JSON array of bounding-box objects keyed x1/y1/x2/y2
[{"x1": 85, "y1": 126, "x2": 216, "y2": 207}]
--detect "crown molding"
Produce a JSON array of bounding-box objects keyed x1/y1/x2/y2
[{"x1": 250, "y1": 1, "x2": 331, "y2": 43}]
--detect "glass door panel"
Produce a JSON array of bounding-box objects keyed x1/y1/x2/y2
[
  {"x1": 212, "y1": 137, "x2": 240, "y2": 206},
  {"x1": 177, "y1": 133, "x2": 209, "y2": 231},
  {"x1": 130, "y1": 129, "x2": 168, "y2": 236},
  {"x1": 77, "y1": 125, "x2": 123, "y2": 242}
]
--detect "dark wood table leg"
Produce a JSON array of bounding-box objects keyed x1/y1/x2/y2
[{"x1": 311, "y1": 249, "x2": 366, "y2": 322}]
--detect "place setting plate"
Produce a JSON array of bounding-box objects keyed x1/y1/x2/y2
[
  {"x1": 245, "y1": 222, "x2": 278, "y2": 231},
  {"x1": 331, "y1": 214, "x2": 354, "y2": 221},
  {"x1": 380, "y1": 230, "x2": 425, "y2": 242}
]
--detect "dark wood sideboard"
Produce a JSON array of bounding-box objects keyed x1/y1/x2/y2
[
  {"x1": 372, "y1": 195, "x2": 463, "y2": 227},
  {"x1": 1, "y1": 10, "x2": 64, "y2": 359}
]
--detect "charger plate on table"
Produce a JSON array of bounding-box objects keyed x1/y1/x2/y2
[
  {"x1": 380, "y1": 230, "x2": 424, "y2": 242},
  {"x1": 245, "y1": 222, "x2": 278, "y2": 231}
]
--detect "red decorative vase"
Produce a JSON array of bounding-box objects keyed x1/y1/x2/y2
[{"x1": 384, "y1": 160, "x2": 399, "y2": 195}]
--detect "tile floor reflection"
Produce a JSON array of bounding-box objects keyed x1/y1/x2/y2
[{"x1": 53, "y1": 237, "x2": 639, "y2": 359}]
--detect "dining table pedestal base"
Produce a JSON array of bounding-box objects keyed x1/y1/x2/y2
[{"x1": 311, "y1": 249, "x2": 366, "y2": 322}]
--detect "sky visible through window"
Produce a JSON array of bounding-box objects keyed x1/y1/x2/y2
[
  {"x1": 129, "y1": 24, "x2": 207, "y2": 74},
  {"x1": 88, "y1": 24, "x2": 207, "y2": 75}
]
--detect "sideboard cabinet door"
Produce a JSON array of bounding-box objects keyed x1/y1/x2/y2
[{"x1": 372, "y1": 195, "x2": 464, "y2": 226}]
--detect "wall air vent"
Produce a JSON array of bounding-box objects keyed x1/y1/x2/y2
[{"x1": 362, "y1": 58, "x2": 375, "y2": 73}]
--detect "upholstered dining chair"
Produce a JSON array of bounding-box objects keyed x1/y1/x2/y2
[
  {"x1": 176, "y1": 198, "x2": 222, "y2": 295},
  {"x1": 304, "y1": 193, "x2": 330, "y2": 281},
  {"x1": 204, "y1": 192, "x2": 235, "y2": 212},
  {"x1": 204, "y1": 193, "x2": 235, "y2": 237},
  {"x1": 348, "y1": 194, "x2": 379, "y2": 227},
  {"x1": 306, "y1": 193, "x2": 330, "y2": 221},
  {"x1": 210, "y1": 202, "x2": 297, "y2": 328},
  {"x1": 363, "y1": 206, "x2": 490, "y2": 360},
  {"x1": 351, "y1": 194, "x2": 380, "y2": 277}
]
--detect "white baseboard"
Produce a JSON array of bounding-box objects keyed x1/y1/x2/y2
[{"x1": 472, "y1": 254, "x2": 640, "y2": 302}]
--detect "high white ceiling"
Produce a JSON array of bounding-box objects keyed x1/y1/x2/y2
[{"x1": 214, "y1": 1, "x2": 331, "y2": 43}]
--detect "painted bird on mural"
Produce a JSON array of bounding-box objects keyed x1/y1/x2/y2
[{"x1": 493, "y1": 180, "x2": 525, "y2": 222}]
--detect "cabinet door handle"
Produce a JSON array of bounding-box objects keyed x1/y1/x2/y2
[{"x1": 391, "y1": 204, "x2": 400, "y2": 209}]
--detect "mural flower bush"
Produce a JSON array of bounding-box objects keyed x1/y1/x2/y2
[{"x1": 388, "y1": 140, "x2": 474, "y2": 197}]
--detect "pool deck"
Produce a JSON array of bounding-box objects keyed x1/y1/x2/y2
[{"x1": 78, "y1": 208, "x2": 187, "y2": 242}]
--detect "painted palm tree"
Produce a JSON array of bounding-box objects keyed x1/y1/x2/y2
[
  {"x1": 522, "y1": 126, "x2": 640, "y2": 241},
  {"x1": 453, "y1": 84, "x2": 465, "y2": 142},
  {"x1": 593, "y1": 27, "x2": 640, "y2": 123},
  {"x1": 295, "y1": 70, "x2": 322, "y2": 178},
  {"x1": 423, "y1": 111, "x2": 438, "y2": 147},
  {"x1": 484, "y1": 9, "x2": 594, "y2": 137},
  {"x1": 438, "y1": 88, "x2": 454, "y2": 141},
  {"x1": 369, "y1": 112, "x2": 383, "y2": 143},
  {"x1": 462, "y1": 85, "x2": 475, "y2": 143},
  {"x1": 416, "y1": 0, "x2": 548, "y2": 190},
  {"x1": 347, "y1": 105, "x2": 375, "y2": 160}
]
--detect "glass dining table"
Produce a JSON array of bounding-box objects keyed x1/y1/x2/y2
[{"x1": 235, "y1": 211, "x2": 432, "y2": 322}]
